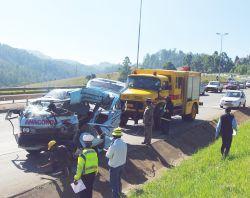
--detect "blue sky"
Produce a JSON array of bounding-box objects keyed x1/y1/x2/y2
[{"x1": 0, "y1": 0, "x2": 249, "y2": 64}]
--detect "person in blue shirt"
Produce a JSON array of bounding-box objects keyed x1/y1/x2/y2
[{"x1": 215, "y1": 107, "x2": 238, "y2": 158}]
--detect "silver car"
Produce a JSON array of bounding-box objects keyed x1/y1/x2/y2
[
  {"x1": 205, "y1": 81, "x2": 223, "y2": 93},
  {"x1": 220, "y1": 90, "x2": 246, "y2": 108}
]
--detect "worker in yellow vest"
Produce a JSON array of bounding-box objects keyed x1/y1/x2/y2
[{"x1": 74, "y1": 134, "x2": 98, "y2": 198}]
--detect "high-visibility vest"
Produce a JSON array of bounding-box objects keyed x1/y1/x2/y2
[{"x1": 74, "y1": 148, "x2": 98, "y2": 180}]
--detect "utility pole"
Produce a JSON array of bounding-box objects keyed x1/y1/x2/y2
[
  {"x1": 136, "y1": 0, "x2": 143, "y2": 68},
  {"x1": 216, "y1": 32, "x2": 229, "y2": 77}
]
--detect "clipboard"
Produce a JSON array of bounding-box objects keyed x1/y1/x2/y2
[{"x1": 71, "y1": 179, "x2": 86, "y2": 193}]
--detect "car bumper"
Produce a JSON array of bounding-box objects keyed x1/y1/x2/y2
[
  {"x1": 220, "y1": 102, "x2": 239, "y2": 108},
  {"x1": 16, "y1": 128, "x2": 77, "y2": 150},
  {"x1": 205, "y1": 87, "x2": 218, "y2": 91},
  {"x1": 226, "y1": 86, "x2": 238, "y2": 90}
]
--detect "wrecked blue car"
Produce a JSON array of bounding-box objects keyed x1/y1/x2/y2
[{"x1": 5, "y1": 78, "x2": 126, "y2": 154}]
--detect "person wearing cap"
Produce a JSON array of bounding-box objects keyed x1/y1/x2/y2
[
  {"x1": 74, "y1": 134, "x2": 98, "y2": 198},
  {"x1": 142, "y1": 98, "x2": 154, "y2": 145},
  {"x1": 161, "y1": 96, "x2": 174, "y2": 135},
  {"x1": 39, "y1": 140, "x2": 71, "y2": 176},
  {"x1": 106, "y1": 127, "x2": 127, "y2": 198},
  {"x1": 215, "y1": 107, "x2": 238, "y2": 158}
]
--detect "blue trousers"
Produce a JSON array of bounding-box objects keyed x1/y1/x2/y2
[{"x1": 109, "y1": 165, "x2": 124, "y2": 198}]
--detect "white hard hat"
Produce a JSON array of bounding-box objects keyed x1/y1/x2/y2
[{"x1": 82, "y1": 134, "x2": 94, "y2": 142}]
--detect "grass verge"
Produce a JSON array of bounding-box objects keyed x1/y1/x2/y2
[
  {"x1": 129, "y1": 121, "x2": 250, "y2": 198},
  {"x1": 27, "y1": 72, "x2": 120, "y2": 88}
]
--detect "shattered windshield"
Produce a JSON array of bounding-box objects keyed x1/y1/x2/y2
[
  {"x1": 44, "y1": 89, "x2": 70, "y2": 100},
  {"x1": 127, "y1": 76, "x2": 161, "y2": 91},
  {"x1": 87, "y1": 80, "x2": 124, "y2": 93}
]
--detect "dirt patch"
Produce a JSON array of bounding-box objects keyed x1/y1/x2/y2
[{"x1": 16, "y1": 108, "x2": 250, "y2": 198}]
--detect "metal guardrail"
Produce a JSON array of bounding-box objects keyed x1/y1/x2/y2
[
  {"x1": 0, "y1": 86, "x2": 84, "y2": 103},
  {"x1": 0, "y1": 85, "x2": 84, "y2": 92},
  {"x1": 0, "y1": 93, "x2": 44, "y2": 103}
]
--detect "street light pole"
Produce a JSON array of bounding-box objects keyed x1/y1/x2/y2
[
  {"x1": 136, "y1": 0, "x2": 143, "y2": 68},
  {"x1": 216, "y1": 32, "x2": 229, "y2": 77}
]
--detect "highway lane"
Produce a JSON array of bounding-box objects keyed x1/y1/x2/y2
[{"x1": 0, "y1": 89, "x2": 250, "y2": 197}]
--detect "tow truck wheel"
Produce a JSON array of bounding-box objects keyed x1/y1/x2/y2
[
  {"x1": 182, "y1": 104, "x2": 197, "y2": 121},
  {"x1": 26, "y1": 150, "x2": 41, "y2": 155}
]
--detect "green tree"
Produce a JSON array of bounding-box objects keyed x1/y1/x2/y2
[
  {"x1": 183, "y1": 53, "x2": 193, "y2": 66},
  {"x1": 163, "y1": 61, "x2": 176, "y2": 70},
  {"x1": 118, "y1": 56, "x2": 131, "y2": 82}
]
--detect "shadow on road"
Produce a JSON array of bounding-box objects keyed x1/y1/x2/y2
[{"x1": 11, "y1": 152, "x2": 49, "y2": 173}]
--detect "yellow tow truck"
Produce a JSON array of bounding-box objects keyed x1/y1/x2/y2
[{"x1": 120, "y1": 69, "x2": 201, "y2": 127}]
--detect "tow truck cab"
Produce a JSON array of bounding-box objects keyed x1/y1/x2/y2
[{"x1": 120, "y1": 69, "x2": 201, "y2": 127}]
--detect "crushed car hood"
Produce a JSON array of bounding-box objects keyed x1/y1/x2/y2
[{"x1": 20, "y1": 104, "x2": 78, "y2": 128}]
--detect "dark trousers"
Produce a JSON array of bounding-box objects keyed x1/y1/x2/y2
[
  {"x1": 79, "y1": 172, "x2": 96, "y2": 198},
  {"x1": 221, "y1": 135, "x2": 233, "y2": 157},
  {"x1": 110, "y1": 165, "x2": 124, "y2": 198},
  {"x1": 161, "y1": 119, "x2": 170, "y2": 135},
  {"x1": 144, "y1": 125, "x2": 152, "y2": 144}
]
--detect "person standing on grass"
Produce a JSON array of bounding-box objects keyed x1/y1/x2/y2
[
  {"x1": 215, "y1": 107, "x2": 238, "y2": 158},
  {"x1": 106, "y1": 127, "x2": 127, "y2": 198}
]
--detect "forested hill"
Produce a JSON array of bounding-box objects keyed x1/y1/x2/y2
[
  {"x1": 142, "y1": 49, "x2": 241, "y2": 74},
  {"x1": 0, "y1": 43, "x2": 119, "y2": 87}
]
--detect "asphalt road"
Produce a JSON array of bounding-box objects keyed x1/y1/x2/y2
[{"x1": 0, "y1": 89, "x2": 250, "y2": 197}]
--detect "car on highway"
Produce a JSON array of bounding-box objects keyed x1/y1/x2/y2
[
  {"x1": 238, "y1": 81, "x2": 246, "y2": 89},
  {"x1": 246, "y1": 80, "x2": 250, "y2": 88},
  {"x1": 200, "y1": 83, "x2": 206, "y2": 95},
  {"x1": 205, "y1": 81, "x2": 223, "y2": 92},
  {"x1": 219, "y1": 90, "x2": 246, "y2": 108},
  {"x1": 225, "y1": 81, "x2": 239, "y2": 90}
]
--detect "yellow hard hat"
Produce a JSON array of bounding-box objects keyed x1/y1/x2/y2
[
  {"x1": 112, "y1": 127, "x2": 123, "y2": 137},
  {"x1": 48, "y1": 140, "x2": 57, "y2": 150}
]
